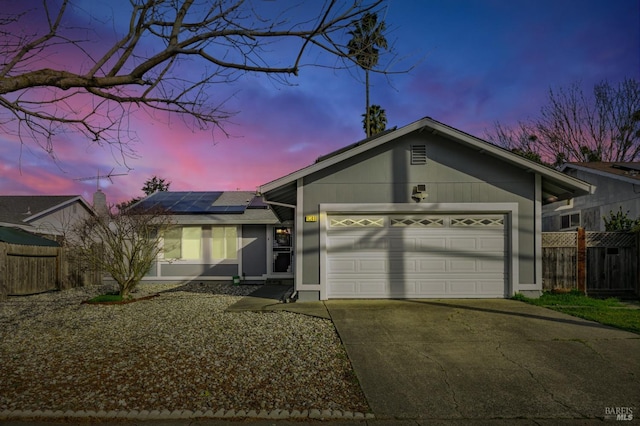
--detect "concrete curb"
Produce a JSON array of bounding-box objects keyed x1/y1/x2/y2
[{"x1": 0, "y1": 408, "x2": 375, "y2": 421}]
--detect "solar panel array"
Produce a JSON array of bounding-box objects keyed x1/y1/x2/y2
[{"x1": 135, "y1": 192, "x2": 248, "y2": 214}]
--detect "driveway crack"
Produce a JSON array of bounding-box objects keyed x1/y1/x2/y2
[
  {"x1": 416, "y1": 349, "x2": 462, "y2": 417},
  {"x1": 495, "y1": 342, "x2": 587, "y2": 419}
]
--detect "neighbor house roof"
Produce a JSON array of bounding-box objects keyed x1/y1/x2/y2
[
  {"x1": 561, "y1": 162, "x2": 640, "y2": 185},
  {"x1": 130, "y1": 191, "x2": 280, "y2": 225},
  {"x1": 260, "y1": 116, "x2": 595, "y2": 216},
  {"x1": 0, "y1": 195, "x2": 93, "y2": 231}
]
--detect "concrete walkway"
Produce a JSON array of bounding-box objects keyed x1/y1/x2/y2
[
  {"x1": 226, "y1": 284, "x2": 330, "y2": 318},
  {"x1": 325, "y1": 299, "x2": 640, "y2": 422}
]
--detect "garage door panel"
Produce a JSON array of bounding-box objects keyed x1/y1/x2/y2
[
  {"x1": 449, "y1": 237, "x2": 478, "y2": 250},
  {"x1": 416, "y1": 237, "x2": 447, "y2": 251},
  {"x1": 415, "y1": 280, "x2": 448, "y2": 294},
  {"x1": 326, "y1": 213, "x2": 508, "y2": 298},
  {"x1": 360, "y1": 259, "x2": 388, "y2": 272},
  {"x1": 417, "y1": 259, "x2": 447, "y2": 272},
  {"x1": 330, "y1": 279, "x2": 388, "y2": 297},
  {"x1": 390, "y1": 280, "x2": 417, "y2": 295},
  {"x1": 477, "y1": 280, "x2": 507, "y2": 295},
  {"x1": 478, "y1": 256, "x2": 508, "y2": 273},
  {"x1": 328, "y1": 258, "x2": 388, "y2": 273},
  {"x1": 328, "y1": 259, "x2": 357, "y2": 273},
  {"x1": 448, "y1": 259, "x2": 478, "y2": 272},
  {"x1": 479, "y1": 237, "x2": 506, "y2": 251},
  {"x1": 449, "y1": 280, "x2": 478, "y2": 294},
  {"x1": 326, "y1": 236, "x2": 358, "y2": 252},
  {"x1": 389, "y1": 258, "x2": 417, "y2": 273}
]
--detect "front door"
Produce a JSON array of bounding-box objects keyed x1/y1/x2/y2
[{"x1": 273, "y1": 227, "x2": 293, "y2": 273}]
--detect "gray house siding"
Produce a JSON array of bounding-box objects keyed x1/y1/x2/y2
[
  {"x1": 299, "y1": 132, "x2": 537, "y2": 287},
  {"x1": 543, "y1": 167, "x2": 640, "y2": 231},
  {"x1": 241, "y1": 224, "x2": 268, "y2": 277}
]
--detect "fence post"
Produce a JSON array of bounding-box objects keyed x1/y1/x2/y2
[{"x1": 576, "y1": 227, "x2": 586, "y2": 293}]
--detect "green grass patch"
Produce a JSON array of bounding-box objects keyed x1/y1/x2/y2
[
  {"x1": 514, "y1": 290, "x2": 640, "y2": 334},
  {"x1": 513, "y1": 289, "x2": 625, "y2": 307},
  {"x1": 87, "y1": 293, "x2": 124, "y2": 303}
]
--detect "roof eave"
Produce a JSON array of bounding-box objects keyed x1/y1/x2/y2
[
  {"x1": 261, "y1": 116, "x2": 595, "y2": 200},
  {"x1": 561, "y1": 163, "x2": 640, "y2": 186},
  {"x1": 25, "y1": 196, "x2": 95, "y2": 223}
]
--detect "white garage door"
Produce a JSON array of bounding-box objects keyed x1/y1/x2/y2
[{"x1": 326, "y1": 214, "x2": 508, "y2": 298}]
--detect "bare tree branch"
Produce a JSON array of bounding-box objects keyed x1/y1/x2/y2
[
  {"x1": 0, "y1": 0, "x2": 384, "y2": 162},
  {"x1": 487, "y1": 78, "x2": 640, "y2": 166}
]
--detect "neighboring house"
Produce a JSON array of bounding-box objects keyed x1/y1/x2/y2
[
  {"x1": 260, "y1": 116, "x2": 593, "y2": 301},
  {"x1": 0, "y1": 195, "x2": 95, "y2": 241},
  {"x1": 542, "y1": 162, "x2": 640, "y2": 231},
  {"x1": 132, "y1": 191, "x2": 289, "y2": 282}
]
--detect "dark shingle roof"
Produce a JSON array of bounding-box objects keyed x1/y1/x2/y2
[
  {"x1": 564, "y1": 162, "x2": 640, "y2": 182},
  {"x1": 0, "y1": 196, "x2": 80, "y2": 226}
]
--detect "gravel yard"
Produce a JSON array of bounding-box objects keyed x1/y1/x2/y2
[{"x1": 0, "y1": 282, "x2": 369, "y2": 415}]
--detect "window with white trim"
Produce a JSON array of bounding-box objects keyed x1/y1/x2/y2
[
  {"x1": 163, "y1": 226, "x2": 202, "y2": 260},
  {"x1": 212, "y1": 226, "x2": 238, "y2": 260}
]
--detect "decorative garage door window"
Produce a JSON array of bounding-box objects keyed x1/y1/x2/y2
[
  {"x1": 330, "y1": 217, "x2": 385, "y2": 228},
  {"x1": 391, "y1": 217, "x2": 445, "y2": 227},
  {"x1": 451, "y1": 217, "x2": 504, "y2": 227}
]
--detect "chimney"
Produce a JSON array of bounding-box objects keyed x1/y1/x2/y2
[{"x1": 93, "y1": 189, "x2": 108, "y2": 216}]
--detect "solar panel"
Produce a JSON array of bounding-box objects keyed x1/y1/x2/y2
[{"x1": 133, "y1": 192, "x2": 248, "y2": 214}]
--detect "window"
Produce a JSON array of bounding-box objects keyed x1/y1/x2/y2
[
  {"x1": 212, "y1": 226, "x2": 237, "y2": 259},
  {"x1": 561, "y1": 213, "x2": 580, "y2": 229},
  {"x1": 330, "y1": 217, "x2": 385, "y2": 228},
  {"x1": 411, "y1": 145, "x2": 427, "y2": 165},
  {"x1": 163, "y1": 226, "x2": 202, "y2": 259}
]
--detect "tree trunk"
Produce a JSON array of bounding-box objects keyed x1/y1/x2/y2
[{"x1": 365, "y1": 70, "x2": 370, "y2": 138}]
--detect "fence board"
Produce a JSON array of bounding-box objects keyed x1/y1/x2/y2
[
  {"x1": 542, "y1": 230, "x2": 639, "y2": 297},
  {"x1": 542, "y1": 247, "x2": 576, "y2": 290},
  {"x1": 0, "y1": 242, "x2": 101, "y2": 297},
  {"x1": 587, "y1": 246, "x2": 637, "y2": 297}
]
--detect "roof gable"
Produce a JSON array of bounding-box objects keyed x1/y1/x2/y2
[
  {"x1": 260, "y1": 116, "x2": 594, "y2": 204},
  {"x1": 0, "y1": 195, "x2": 92, "y2": 226}
]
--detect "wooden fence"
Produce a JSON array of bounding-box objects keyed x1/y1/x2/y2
[
  {"x1": 542, "y1": 229, "x2": 639, "y2": 298},
  {"x1": 0, "y1": 242, "x2": 101, "y2": 297}
]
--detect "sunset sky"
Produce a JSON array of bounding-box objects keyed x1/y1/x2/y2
[{"x1": 1, "y1": 0, "x2": 638, "y2": 205}]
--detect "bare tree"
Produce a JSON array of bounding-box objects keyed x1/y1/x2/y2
[
  {"x1": 0, "y1": 0, "x2": 383, "y2": 161},
  {"x1": 71, "y1": 207, "x2": 174, "y2": 297},
  {"x1": 488, "y1": 78, "x2": 640, "y2": 166}
]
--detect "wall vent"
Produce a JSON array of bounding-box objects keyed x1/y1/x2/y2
[{"x1": 411, "y1": 145, "x2": 427, "y2": 165}]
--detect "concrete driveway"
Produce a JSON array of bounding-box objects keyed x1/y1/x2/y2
[{"x1": 325, "y1": 299, "x2": 640, "y2": 423}]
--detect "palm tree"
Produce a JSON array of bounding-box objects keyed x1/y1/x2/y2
[
  {"x1": 348, "y1": 12, "x2": 388, "y2": 138},
  {"x1": 362, "y1": 104, "x2": 387, "y2": 137}
]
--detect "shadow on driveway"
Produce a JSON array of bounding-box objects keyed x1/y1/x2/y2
[{"x1": 325, "y1": 299, "x2": 640, "y2": 422}]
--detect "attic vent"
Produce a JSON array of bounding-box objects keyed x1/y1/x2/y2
[{"x1": 411, "y1": 145, "x2": 427, "y2": 165}]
